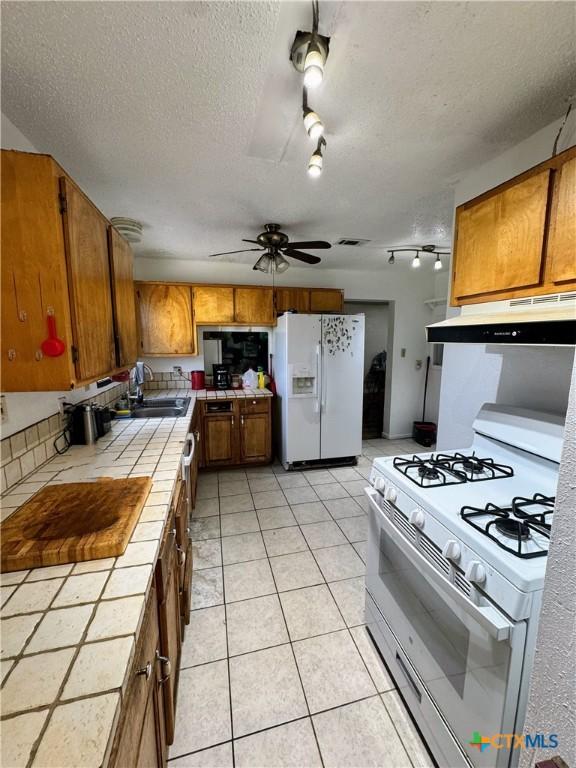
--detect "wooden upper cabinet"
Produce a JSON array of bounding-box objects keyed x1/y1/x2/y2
[
  {"x1": 452, "y1": 170, "x2": 551, "y2": 301},
  {"x1": 275, "y1": 287, "x2": 311, "y2": 314},
  {"x1": 108, "y1": 227, "x2": 138, "y2": 368},
  {"x1": 193, "y1": 286, "x2": 235, "y2": 324},
  {"x1": 547, "y1": 155, "x2": 576, "y2": 283},
  {"x1": 60, "y1": 177, "x2": 116, "y2": 381},
  {"x1": 309, "y1": 289, "x2": 344, "y2": 313},
  {"x1": 450, "y1": 146, "x2": 576, "y2": 305},
  {"x1": 234, "y1": 287, "x2": 274, "y2": 324},
  {"x1": 136, "y1": 283, "x2": 196, "y2": 355}
]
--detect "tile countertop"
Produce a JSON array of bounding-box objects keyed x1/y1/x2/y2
[{"x1": 0, "y1": 388, "x2": 272, "y2": 768}]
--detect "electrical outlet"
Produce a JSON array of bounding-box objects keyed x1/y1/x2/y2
[
  {"x1": 0, "y1": 395, "x2": 7, "y2": 423},
  {"x1": 173, "y1": 366, "x2": 183, "y2": 376},
  {"x1": 401, "y1": 348, "x2": 406, "y2": 358},
  {"x1": 415, "y1": 359, "x2": 423, "y2": 370},
  {"x1": 58, "y1": 396, "x2": 67, "y2": 416}
]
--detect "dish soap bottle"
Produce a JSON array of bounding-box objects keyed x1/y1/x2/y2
[{"x1": 257, "y1": 366, "x2": 265, "y2": 389}]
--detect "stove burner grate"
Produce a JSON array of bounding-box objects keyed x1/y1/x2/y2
[
  {"x1": 393, "y1": 451, "x2": 514, "y2": 488},
  {"x1": 393, "y1": 455, "x2": 465, "y2": 487},
  {"x1": 460, "y1": 494, "x2": 554, "y2": 559}
]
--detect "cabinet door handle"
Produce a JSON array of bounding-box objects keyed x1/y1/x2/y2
[
  {"x1": 176, "y1": 545, "x2": 185, "y2": 566},
  {"x1": 137, "y1": 661, "x2": 152, "y2": 680},
  {"x1": 194, "y1": 429, "x2": 200, "y2": 443},
  {"x1": 156, "y1": 651, "x2": 171, "y2": 683},
  {"x1": 231, "y1": 416, "x2": 235, "y2": 427},
  {"x1": 240, "y1": 415, "x2": 244, "y2": 427}
]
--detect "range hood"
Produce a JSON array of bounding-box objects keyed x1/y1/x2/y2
[{"x1": 427, "y1": 292, "x2": 576, "y2": 345}]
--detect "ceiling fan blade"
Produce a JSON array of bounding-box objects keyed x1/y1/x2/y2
[
  {"x1": 208, "y1": 248, "x2": 263, "y2": 257},
  {"x1": 283, "y1": 249, "x2": 322, "y2": 265},
  {"x1": 242, "y1": 239, "x2": 260, "y2": 244},
  {"x1": 286, "y1": 241, "x2": 332, "y2": 250}
]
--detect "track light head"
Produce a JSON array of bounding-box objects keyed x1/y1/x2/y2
[
  {"x1": 434, "y1": 254, "x2": 443, "y2": 271},
  {"x1": 303, "y1": 108, "x2": 324, "y2": 140},
  {"x1": 411, "y1": 253, "x2": 421, "y2": 269},
  {"x1": 387, "y1": 252, "x2": 395, "y2": 265}
]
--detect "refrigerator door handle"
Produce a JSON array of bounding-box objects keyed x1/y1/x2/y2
[
  {"x1": 314, "y1": 344, "x2": 321, "y2": 413},
  {"x1": 320, "y1": 341, "x2": 327, "y2": 414}
]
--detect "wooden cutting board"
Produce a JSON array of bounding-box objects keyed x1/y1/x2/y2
[{"x1": 1, "y1": 477, "x2": 153, "y2": 573}]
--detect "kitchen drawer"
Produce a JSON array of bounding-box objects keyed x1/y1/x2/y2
[
  {"x1": 240, "y1": 397, "x2": 270, "y2": 414},
  {"x1": 204, "y1": 400, "x2": 234, "y2": 414}
]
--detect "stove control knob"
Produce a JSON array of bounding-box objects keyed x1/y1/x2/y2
[
  {"x1": 465, "y1": 561, "x2": 487, "y2": 585},
  {"x1": 409, "y1": 508, "x2": 425, "y2": 530},
  {"x1": 374, "y1": 477, "x2": 386, "y2": 492},
  {"x1": 384, "y1": 486, "x2": 397, "y2": 503},
  {"x1": 442, "y1": 540, "x2": 461, "y2": 562}
]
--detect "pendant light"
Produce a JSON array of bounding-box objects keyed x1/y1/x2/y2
[
  {"x1": 411, "y1": 253, "x2": 421, "y2": 269},
  {"x1": 387, "y1": 252, "x2": 395, "y2": 265},
  {"x1": 434, "y1": 254, "x2": 443, "y2": 271}
]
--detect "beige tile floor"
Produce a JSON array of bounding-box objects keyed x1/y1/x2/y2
[{"x1": 172, "y1": 439, "x2": 435, "y2": 768}]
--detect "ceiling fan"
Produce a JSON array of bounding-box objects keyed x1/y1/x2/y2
[{"x1": 207, "y1": 223, "x2": 331, "y2": 273}]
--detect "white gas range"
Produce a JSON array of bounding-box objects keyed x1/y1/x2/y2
[{"x1": 364, "y1": 404, "x2": 564, "y2": 768}]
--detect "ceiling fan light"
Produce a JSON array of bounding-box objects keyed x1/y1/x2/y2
[
  {"x1": 303, "y1": 110, "x2": 324, "y2": 140},
  {"x1": 274, "y1": 253, "x2": 290, "y2": 273},
  {"x1": 411, "y1": 253, "x2": 421, "y2": 269},
  {"x1": 253, "y1": 254, "x2": 271, "y2": 273},
  {"x1": 434, "y1": 255, "x2": 443, "y2": 271},
  {"x1": 308, "y1": 151, "x2": 323, "y2": 177}
]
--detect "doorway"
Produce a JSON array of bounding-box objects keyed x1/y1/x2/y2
[{"x1": 345, "y1": 301, "x2": 391, "y2": 440}]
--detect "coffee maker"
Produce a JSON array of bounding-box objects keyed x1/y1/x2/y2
[{"x1": 213, "y1": 364, "x2": 231, "y2": 390}]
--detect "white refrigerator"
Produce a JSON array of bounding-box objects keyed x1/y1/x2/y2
[{"x1": 275, "y1": 313, "x2": 365, "y2": 468}]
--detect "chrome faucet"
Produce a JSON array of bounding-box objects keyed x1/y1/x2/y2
[{"x1": 129, "y1": 362, "x2": 154, "y2": 405}]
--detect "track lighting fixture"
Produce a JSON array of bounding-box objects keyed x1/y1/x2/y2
[
  {"x1": 303, "y1": 40, "x2": 327, "y2": 88},
  {"x1": 386, "y1": 246, "x2": 450, "y2": 270},
  {"x1": 303, "y1": 107, "x2": 324, "y2": 141},
  {"x1": 308, "y1": 137, "x2": 326, "y2": 177}
]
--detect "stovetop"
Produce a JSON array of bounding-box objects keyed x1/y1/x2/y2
[{"x1": 393, "y1": 451, "x2": 514, "y2": 487}]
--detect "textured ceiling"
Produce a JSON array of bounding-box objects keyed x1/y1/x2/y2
[{"x1": 2, "y1": 1, "x2": 575, "y2": 270}]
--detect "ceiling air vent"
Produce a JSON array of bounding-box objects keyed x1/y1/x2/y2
[
  {"x1": 336, "y1": 238, "x2": 371, "y2": 247},
  {"x1": 111, "y1": 217, "x2": 143, "y2": 244}
]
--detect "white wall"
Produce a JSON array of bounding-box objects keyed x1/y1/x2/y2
[
  {"x1": 344, "y1": 302, "x2": 389, "y2": 378},
  {"x1": 135, "y1": 257, "x2": 438, "y2": 438},
  {"x1": 0, "y1": 115, "x2": 126, "y2": 438},
  {"x1": 520, "y1": 357, "x2": 576, "y2": 768},
  {"x1": 436, "y1": 115, "x2": 576, "y2": 449}
]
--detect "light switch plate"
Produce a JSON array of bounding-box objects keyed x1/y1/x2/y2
[{"x1": 0, "y1": 395, "x2": 6, "y2": 423}]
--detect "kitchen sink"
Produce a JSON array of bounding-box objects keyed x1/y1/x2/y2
[{"x1": 131, "y1": 397, "x2": 190, "y2": 419}]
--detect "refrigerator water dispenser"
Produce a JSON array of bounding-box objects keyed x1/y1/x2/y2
[{"x1": 289, "y1": 365, "x2": 316, "y2": 397}]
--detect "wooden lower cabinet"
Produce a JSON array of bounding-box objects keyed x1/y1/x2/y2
[
  {"x1": 156, "y1": 510, "x2": 182, "y2": 746},
  {"x1": 202, "y1": 397, "x2": 272, "y2": 468},
  {"x1": 110, "y1": 584, "x2": 166, "y2": 768},
  {"x1": 203, "y1": 406, "x2": 237, "y2": 465}
]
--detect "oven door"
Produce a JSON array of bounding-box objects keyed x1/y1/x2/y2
[{"x1": 365, "y1": 489, "x2": 527, "y2": 768}]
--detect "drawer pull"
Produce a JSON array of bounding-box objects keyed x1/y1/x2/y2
[
  {"x1": 157, "y1": 651, "x2": 171, "y2": 683},
  {"x1": 136, "y1": 661, "x2": 152, "y2": 680}
]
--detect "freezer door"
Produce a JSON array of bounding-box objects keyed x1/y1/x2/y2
[
  {"x1": 320, "y1": 314, "x2": 364, "y2": 459},
  {"x1": 284, "y1": 314, "x2": 322, "y2": 463}
]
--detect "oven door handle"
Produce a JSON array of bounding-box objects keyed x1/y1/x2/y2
[{"x1": 366, "y1": 489, "x2": 513, "y2": 642}]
